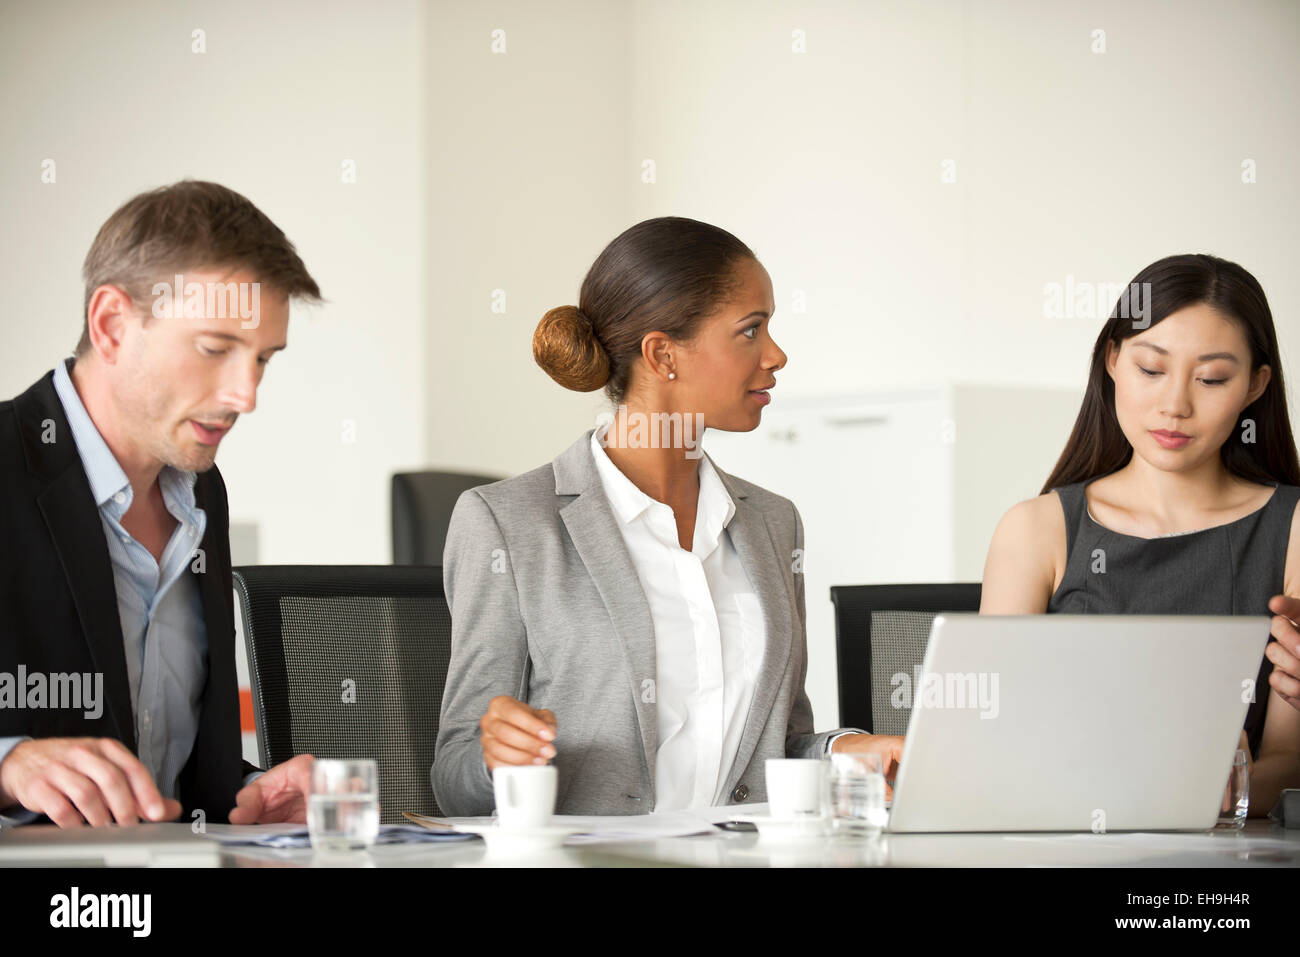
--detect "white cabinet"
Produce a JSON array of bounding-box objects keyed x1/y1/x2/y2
[{"x1": 702, "y1": 384, "x2": 1082, "y2": 728}]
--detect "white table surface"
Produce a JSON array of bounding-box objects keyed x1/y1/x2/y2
[{"x1": 1, "y1": 817, "x2": 1296, "y2": 868}]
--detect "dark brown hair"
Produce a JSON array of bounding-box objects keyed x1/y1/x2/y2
[
  {"x1": 77, "y1": 180, "x2": 322, "y2": 355},
  {"x1": 1042, "y1": 253, "x2": 1300, "y2": 493},
  {"x1": 533, "y1": 217, "x2": 756, "y2": 403}
]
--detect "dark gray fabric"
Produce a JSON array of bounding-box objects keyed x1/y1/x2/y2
[
  {"x1": 868, "y1": 611, "x2": 937, "y2": 736},
  {"x1": 235, "y1": 566, "x2": 452, "y2": 823},
  {"x1": 392, "y1": 471, "x2": 502, "y2": 565},
  {"x1": 1048, "y1": 480, "x2": 1300, "y2": 757}
]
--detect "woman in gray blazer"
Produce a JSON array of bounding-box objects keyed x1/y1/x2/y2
[{"x1": 432, "y1": 217, "x2": 903, "y2": 816}]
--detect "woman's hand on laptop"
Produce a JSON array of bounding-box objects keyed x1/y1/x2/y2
[
  {"x1": 1267, "y1": 595, "x2": 1300, "y2": 712},
  {"x1": 480, "y1": 695, "x2": 558, "y2": 770},
  {"x1": 830, "y1": 733, "x2": 905, "y2": 799}
]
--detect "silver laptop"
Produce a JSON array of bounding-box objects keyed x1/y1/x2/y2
[{"x1": 886, "y1": 614, "x2": 1271, "y2": 832}]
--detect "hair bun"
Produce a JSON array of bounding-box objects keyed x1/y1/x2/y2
[{"x1": 532, "y1": 305, "x2": 611, "y2": 392}]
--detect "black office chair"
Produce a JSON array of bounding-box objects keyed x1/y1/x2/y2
[
  {"x1": 233, "y1": 565, "x2": 452, "y2": 821},
  {"x1": 830, "y1": 583, "x2": 983, "y2": 734},
  {"x1": 391, "y1": 470, "x2": 502, "y2": 565}
]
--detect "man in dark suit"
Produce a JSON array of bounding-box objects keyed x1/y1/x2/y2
[{"x1": 0, "y1": 180, "x2": 320, "y2": 827}]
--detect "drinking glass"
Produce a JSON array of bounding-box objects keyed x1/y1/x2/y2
[
  {"x1": 829, "y1": 751, "x2": 888, "y2": 836},
  {"x1": 308, "y1": 758, "x2": 380, "y2": 851},
  {"x1": 1215, "y1": 748, "x2": 1248, "y2": 830}
]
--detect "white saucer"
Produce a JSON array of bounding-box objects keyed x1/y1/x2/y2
[
  {"x1": 728, "y1": 813, "x2": 831, "y2": 841},
  {"x1": 453, "y1": 822, "x2": 583, "y2": 852}
]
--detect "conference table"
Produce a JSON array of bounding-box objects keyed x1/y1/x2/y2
[{"x1": 1, "y1": 811, "x2": 1297, "y2": 868}]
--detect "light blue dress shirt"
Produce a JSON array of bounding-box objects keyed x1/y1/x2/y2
[{"x1": 0, "y1": 359, "x2": 212, "y2": 825}]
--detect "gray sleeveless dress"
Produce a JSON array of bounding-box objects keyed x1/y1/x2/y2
[{"x1": 1048, "y1": 480, "x2": 1300, "y2": 758}]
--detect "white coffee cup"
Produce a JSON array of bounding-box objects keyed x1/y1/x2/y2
[
  {"x1": 765, "y1": 758, "x2": 828, "y2": 820},
  {"x1": 492, "y1": 765, "x2": 557, "y2": 831}
]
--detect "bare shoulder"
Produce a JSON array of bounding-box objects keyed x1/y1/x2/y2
[
  {"x1": 992, "y1": 492, "x2": 1066, "y2": 549},
  {"x1": 981, "y1": 492, "x2": 1067, "y2": 614}
]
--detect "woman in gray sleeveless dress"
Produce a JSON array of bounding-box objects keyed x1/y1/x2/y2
[{"x1": 981, "y1": 253, "x2": 1300, "y2": 817}]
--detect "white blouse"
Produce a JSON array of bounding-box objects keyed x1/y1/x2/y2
[{"x1": 589, "y1": 432, "x2": 764, "y2": 810}]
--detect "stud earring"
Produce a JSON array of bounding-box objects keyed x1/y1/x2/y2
[{"x1": 668, "y1": 372, "x2": 676, "y2": 380}]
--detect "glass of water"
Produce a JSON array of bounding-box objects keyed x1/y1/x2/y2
[
  {"x1": 308, "y1": 758, "x2": 380, "y2": 851},
  {"x1": 829, "y1": 751, "x2": 888, "y2": 836},
  {"x1": 1215, "y1": 748, "x2": 1249, "y2": 830}
]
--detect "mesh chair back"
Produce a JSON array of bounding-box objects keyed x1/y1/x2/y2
[
  {"x1": 830, "y1": 583, "x2": 982, "y2": 734},
  {"x1": 234, "y1": 565, "x2": 451, "y2": 821},
  {"x1": 391, "y1": 471, "x2": 502, "y2": 564}
]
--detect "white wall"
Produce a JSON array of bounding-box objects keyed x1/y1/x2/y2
[
  {"x1": 423, "y1": 0, "x2": 633, "y2": 476},
  {"x1": 0, "y1": 0, "x2": 427, "y2": 564},
  {"x1": 418, "y1": 0, "x2": 1298, "y2": 493},
  {"x1": 950, "y1": 383, "x2": 1090, "y2": 579},
  {"x1": 622, "y1": 0, "x2": 1298, "y2": 401}
]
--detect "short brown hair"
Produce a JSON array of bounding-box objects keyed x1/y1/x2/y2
[{"x1": 77, "y1": 180, "x2": 322, "y2": 356}]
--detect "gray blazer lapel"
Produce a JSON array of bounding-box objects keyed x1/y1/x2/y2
[
  {"x1": 712, "y1": 460, "x2": 795, "y2": 799},
  {"x1": 554, "y1": 432, "x2": 659, "y2": 787}
]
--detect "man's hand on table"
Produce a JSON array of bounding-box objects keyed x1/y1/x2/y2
[
  {"x1": 0, "y1": 737, "x2": 181, "y2": 827},
  {"x1": 228, "y1": 753, "x2": 315, "y2": 824}
]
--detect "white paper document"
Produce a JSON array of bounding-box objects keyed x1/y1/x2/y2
[
  {"x1": 202, "y1": 823, "x2": 472, "y2": 847},
  {"x1": 425, "y1": 803, "x2": 764, "y2": 843}
]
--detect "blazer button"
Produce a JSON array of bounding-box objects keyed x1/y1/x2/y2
[{"x1": 731, "y1": 784, "x2": 749, "y2": 802}]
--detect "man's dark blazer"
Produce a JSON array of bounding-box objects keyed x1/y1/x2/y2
[{"x1": 0, "y1": 366, "x2": 257, "y2": 822}]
